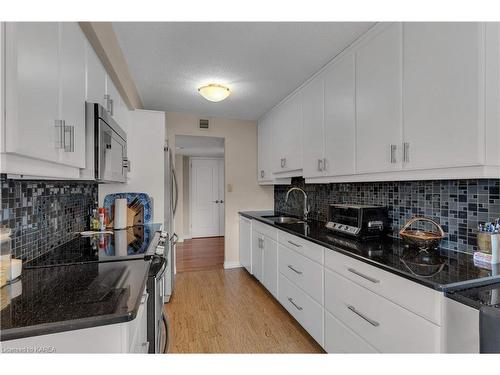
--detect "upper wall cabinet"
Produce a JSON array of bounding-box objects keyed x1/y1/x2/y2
[
  {"x1": 4, "y1": 22, "x2": 86, "y2": 170},
  {"x1": 355, "y1": 23, "x2": 403, "y2": 174},
  {"x1": 271, "y1": 93, "x2": 302, "y2": 176},
  {"x1": 402, "y1": 23, "x2": 485, "y2": 170},
  {"x1": 323, "y1": 51, "x2": 356, "y2": 177},
  {"x1": 302, "y1": 75, "x2": 325, "y2": 179},
  {"x1": 258, "y1": 113, "x2": 274, "y2": 183}
]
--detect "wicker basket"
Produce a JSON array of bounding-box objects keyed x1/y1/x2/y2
[{"x1": 399, "y1": 217, "x2": 445, "y2": 250}]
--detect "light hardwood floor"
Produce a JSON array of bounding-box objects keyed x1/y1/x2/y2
[
  {"x1": 176, "y1": 237, "x2": 224, "y2": 273},
  {"x1": 164, "y1": 267, "x2": 325, "y2": 353}
]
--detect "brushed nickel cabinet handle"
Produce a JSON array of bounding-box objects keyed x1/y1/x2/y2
[
  {"x1": 403, "y1": 142, "x2": 410, "y2": 163},
  {"x1": 347, "y1": 268, "x2": 380, "y2": 284},
  {"x1": 288, "y1": 297, "x2": 303, "y2": 311},
  {"x1": 390, "y1": 144, "x2": 397, "y2": 164},
  {"x1": 287, "y1": 240, "x2": 302, "y2": 248},
  {"x1": 287, "y1": 265, "x2": 303, "y2": 275},
  {"x1": 260, "y1": 170, "x2": 264, "y2": 178},
  {"x1": 323, "y1": 158, "x2": 327, "y2": 171},
  {"x1": 347, "y1": 305, "x2": 380, "y2": 327},
  {"x1": 55, "y1": 119, "x2": 64, "y2": 149},
  {"x1": 317, "y1": 159, "x2": 323, "y2": 172}
]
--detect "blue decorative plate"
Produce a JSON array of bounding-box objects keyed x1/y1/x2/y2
[{"x1": 103, "y1": 192, "x2": 153, "y2": 225}]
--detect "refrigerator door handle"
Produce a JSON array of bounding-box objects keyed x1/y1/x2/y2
[{"x1": 172, "y1": 166, "x2": 179, "y2": 216}]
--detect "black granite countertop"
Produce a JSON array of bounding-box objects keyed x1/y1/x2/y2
[
  {"x1": 240, "y1": 211, "x2": 500, "y2": 291},
  {"x1": 1, "y1": 258, "x2": 150, "y2": 341}
]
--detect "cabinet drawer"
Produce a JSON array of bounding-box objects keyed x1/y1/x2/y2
[
  {"x1": 278, "y1": 230, "x2": 324, "y2": 264},
  {"x1": 278, "y1": 273, "x2": 324, "y2": 346},
  {"x1": 278, "y1": 244, "x2": 323, "y2": 305},
  {"x1": 324, "y1": 249, "x2": 442, "y2": 325},
  {"x1": 325, "y1": 269, "x2": 441, "y2": 353},
  {"x1": 325, "y1": 310, "x2": 378, "y2": 353},
  {"x1": 253, "y1": 220, "x2": 278, "y2": 241}
]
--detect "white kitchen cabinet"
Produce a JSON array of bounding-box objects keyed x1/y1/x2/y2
[
  {"x1": 4, "y1": 23, "x2": 61, "y2": 165},
  {"x1": 251, "y1": 230, "x2": 263, "y2": 281},
  {"x1": 85, "y1": 40, "x2": 107, "y2": 108},
  {"x1": 262, "y1": 235, "x2": 278, "y2": 298},
  {"x1": 324, "y1": 268, "x2": 441, "y2": 353},
  {"x1": 402, "y1": 23, "x2": 485, "y2": 170},
  {"x1": 239, "y1": 215, "x2": 252, "y2": 274},
  {"x1": 271, "y1": 93, "x2": 302, "y2": 175},
  {"x1": 3, "y1": 22, "x2": 86, "y2": 171},
  {"x1": 257, "y1": 114, "x2": 274, "y2": 183},
  {"x1": 323, "y1": 52, "x2": 356, "y2": 177},
  {"x1": 301, "y1": 75, "x2": 325, "y2": 179},
  {"x1": 0, "y1": 289, "x2": 149, "y2": 353},
  {"x1": 356, "y1": 23, "x2": 403, "y2": 174},
  {"x1": 279, "y1": 273, "x2": 324, "y2": 346},
  {"x1": 59, "y1": 22, "x2": 86, "y2": 168}
]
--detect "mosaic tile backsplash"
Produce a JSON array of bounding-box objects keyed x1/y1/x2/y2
[
  {"x1": 275, "y1": 178, "x2": 500, "y2": 254},
  {"x1": 0, "y1": 175, "x2": 98, "y2": 262}
]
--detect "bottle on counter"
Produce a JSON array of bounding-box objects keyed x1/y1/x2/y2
[{"x1": 99, "y1": 208, "x2": 106, "y2": 231}]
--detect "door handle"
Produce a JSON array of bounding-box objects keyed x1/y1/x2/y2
[{"x1": 213, "y1": 200, "x2": 220, "y2": 203}]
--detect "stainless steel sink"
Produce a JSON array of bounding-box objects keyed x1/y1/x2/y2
[{"x1": 262, "y1": 216, "x2": 305, "y2": 224}]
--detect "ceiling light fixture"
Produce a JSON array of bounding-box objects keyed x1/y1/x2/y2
[{"x1": 198, "y1": 84, "x2": 231, "y2": 102}]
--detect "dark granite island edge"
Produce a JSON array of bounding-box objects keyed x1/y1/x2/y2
[
  {"x1": 239, "y1": 211, "x2": 500, "y2": 292},
  {"x1": 1, "y1": 258, "x2": 151, "y2": 342}
]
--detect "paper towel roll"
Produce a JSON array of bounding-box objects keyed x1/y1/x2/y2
[
  {"x1": 114, "y1": 229, "x2": 128, "y2": 256},
  {"x1": 114, "y1": 198, "x2": 128, "y2": 229}
]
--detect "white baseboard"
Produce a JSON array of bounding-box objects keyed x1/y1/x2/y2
[{"x1": 223, "y1": 261, "x2": 242, "y2": 269}]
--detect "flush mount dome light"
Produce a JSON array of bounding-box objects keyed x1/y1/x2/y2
[{"x1": 198, "y1": 84, "x2": 231, "y2": 102}]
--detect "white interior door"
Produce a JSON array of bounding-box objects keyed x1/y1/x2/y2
[{"x1": 190, "y1": 158, "x2": 224, "y2": 238}]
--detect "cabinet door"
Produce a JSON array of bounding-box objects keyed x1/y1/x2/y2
[
  {"x1": 273, "y1": 93, "x2": 302, "y2": 174},
  {"x1": 239, "y1": 216, "x2": 252, "y2": 273},
  {"x1": 356, "y1": 23, "x2": 403, "y2": 174},
  {"x1": 5, "y1": 23, "x2": 61, "y2": 164},
  {"x1": 86, "y1": 40, "x2": 107, "y2": 107},
  {"x1": 323, "y1": 52, "x2": 355, "y2": 176},
  {"x1": 59, "y1": 22, "x2": 86, "y2": 168},
  {"x1": 403, "y1": 23, "x2": 485, "y2": 170},
  {"x1": 257, "y1": 115, "x2": 273, "y2": 182},
  {"x1": 251, "y1": 231, "x2": 263, "y2": 281},
  {"x1": 301, "y1": 75, "x2": 325, "y2": 178},
  {"x1": 262, "y1": 236, "x2": 278, "y2": 298}
]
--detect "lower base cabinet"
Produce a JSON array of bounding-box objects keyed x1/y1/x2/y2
[
  {"x1": 324, "y1": 310, "x2": 377, "y2": 353},
  {"x1": 1, "y1": 289, "x2": 149, "y2": 353},
  {"x1": 278, "y1": 273, "x2": 324, "y2": 346},
  {"x1": 325, "y1": 269, "x2": 441, "y2": 353},
  {"x1": 239, "y1": 216, "x2": 477, "y2": 353}
]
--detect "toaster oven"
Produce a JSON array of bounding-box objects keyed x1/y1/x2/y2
[{"x1": 325, "y1": 204, "x2": 388, "y2": 238}]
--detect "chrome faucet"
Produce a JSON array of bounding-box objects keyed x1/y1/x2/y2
[{"x1": 285, "y1": 187, "x2": 310, "y2": 221}]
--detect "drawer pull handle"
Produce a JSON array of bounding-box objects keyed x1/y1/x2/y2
[
  {"x1": 287, "y1": 265, "x2": 303, "y2": 275},
  {"x1": 288, "y1": 297, "x2": 303, "y2": 311},
  {"x1": 347, "y1": 268, "x2": 379, "y2": 284},
  {"x1": 287, "y1": 240, "x2": 302, "y2": 248},
  {"x1": 347, "y1": 305, "x2": 380, "y2": 327}
]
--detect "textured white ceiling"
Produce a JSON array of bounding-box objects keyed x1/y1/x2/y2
[{"x1": 114, "y1": 22, "x2": 375, "y2": 120}]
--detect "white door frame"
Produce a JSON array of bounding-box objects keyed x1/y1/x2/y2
[{"x1": 188, "y1": 156, "x2": 225, "y2": 238}]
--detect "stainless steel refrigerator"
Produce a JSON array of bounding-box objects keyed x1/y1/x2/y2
[{"x1": 163, "y1": 143, "x2": 178, "y2": 303}]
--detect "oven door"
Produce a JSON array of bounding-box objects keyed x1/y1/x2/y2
[{"x1": 97, "y1": 118, "x2": 127, "y2": 183}]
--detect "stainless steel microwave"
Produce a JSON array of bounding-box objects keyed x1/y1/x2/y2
[{"x1": 80, "y1": 102, "x2": 129, "y2": 183}]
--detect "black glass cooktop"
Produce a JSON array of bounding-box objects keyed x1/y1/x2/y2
[{"x1": 24, "y1": 224, "x2": 162, "y2": 269}]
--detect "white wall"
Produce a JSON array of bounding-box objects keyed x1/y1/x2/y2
[
  {"x1": 166, "y1": 112, "x2": 274, "y2": 267},
  {"x1": 99, "y1": 109, "x2": 166, "y2": 225}
]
